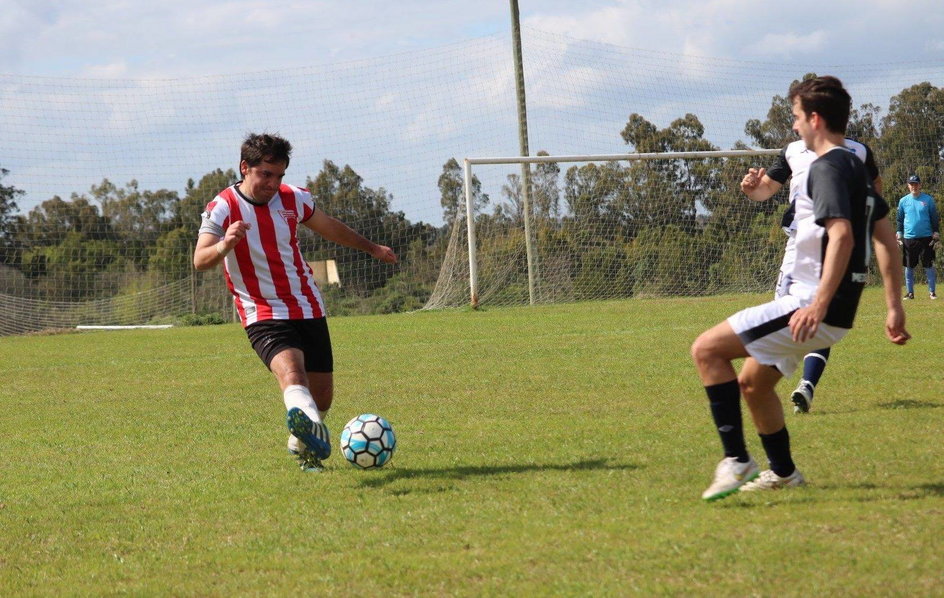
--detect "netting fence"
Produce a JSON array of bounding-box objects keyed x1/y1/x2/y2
[{"x1": 1, "y1": 28, "x2": 942, "y2": 334}]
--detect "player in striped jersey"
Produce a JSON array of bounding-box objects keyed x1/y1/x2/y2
[
  {"x1": 740, "y1": 135, "x2": 882, "y2": 414},
  {"x1": 693, "y1": 76, "x2": 909, "y2": 500},
  {"x1": 194, "y1": 133, "x2": 397, "y2": 471}
]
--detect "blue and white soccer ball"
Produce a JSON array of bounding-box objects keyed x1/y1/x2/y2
[{"x1": 340, "y1": 414, "x2": 396, "y2": 469}]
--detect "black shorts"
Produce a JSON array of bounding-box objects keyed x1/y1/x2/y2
[
  {"x1": 902, "y1": 237, "x2": 935, "y2": 268},
  {"x1": 245, "y1": 318, "x2": 334, "y2": 373}
]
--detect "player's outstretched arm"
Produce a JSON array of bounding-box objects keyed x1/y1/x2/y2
[
  {"x1": 872, "y1": 218, "x2": 910, "y2": 345},
  {"x1": 304, "y1": 208, "x2": 397, "y2": 264},
  {"x1": 740, "y1": 168, "x2": 782, "y2": 202}
]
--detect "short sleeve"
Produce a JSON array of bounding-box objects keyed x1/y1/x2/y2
[
  {"x1": 862, "y1": 145, "x2": 880, "y2": 181},
  {"x1": 199, "y1": 196, "x2": 230, "y2": 237},
  {"x1": 870, "y1": 191, "x2": 890, "y2": 222},
  {"x1": 298, "y1": 187, "x2": 316, "y2": 223},
  {"x1": 765, "y1": 147, "x2": 792, "y2": 185},
  {"x1": 809, "y1": 160, "x2": 851, "y2": 226}
]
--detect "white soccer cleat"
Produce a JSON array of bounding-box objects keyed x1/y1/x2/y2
[
  {"x1": 739, "y1": 468, "x2": 806, "y2": 492},
  {"x1": 791, "y1": 380, "x2": 814, "y2": 414},
  {"x1": 701, "y1": 456, "x2": 760, "y2": 501}
]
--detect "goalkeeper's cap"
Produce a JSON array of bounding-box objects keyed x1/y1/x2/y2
[{"x1": 908, "y1": 174, "x2": 921, "y2": 184}]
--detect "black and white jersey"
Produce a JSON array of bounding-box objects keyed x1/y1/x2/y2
[
  {"x1": 767, "y1": 138, "x2": 879, "y2": 211},
  {"x1": 773, "y1": 140, "x2": 877, "y2": 288},
  {"x1": 768, "y1": 139, "x2": 879, "y2": 291},
  {"x1": 794, "y1": 146, "x2": 889, "y2": 329}
]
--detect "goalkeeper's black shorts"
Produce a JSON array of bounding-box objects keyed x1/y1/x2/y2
[{"x1": 902, "y1": 237, "x2": 935, "y2": 268}]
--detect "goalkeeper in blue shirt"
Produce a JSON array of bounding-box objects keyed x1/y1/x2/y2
[{"x1": 897, "y1": 174, "x2": 939, "y2": 300}]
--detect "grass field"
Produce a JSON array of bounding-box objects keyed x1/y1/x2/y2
[{"x1": 1, "y1": 289, "x2": 942, "y2": 596}]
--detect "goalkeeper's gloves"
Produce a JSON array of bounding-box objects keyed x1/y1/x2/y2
[
  {"x1": 931, "y1": 232, "x2": 940, "y2": 250},
  {"x1": 896, "y1": 232, "x2": 903, "y2": 248}
]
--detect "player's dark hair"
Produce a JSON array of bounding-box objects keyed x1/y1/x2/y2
[
  {"x1": 788, "y1": 76, "x2": 851, "y2": 134},
  {"x1": 240, "y1": 133, "x2": 292, "y2": 168}
]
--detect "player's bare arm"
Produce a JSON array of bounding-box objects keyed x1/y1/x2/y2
[
  {"x1": 193, "y1": 220, "x2": 252, "y2": 270},
  {"x1": 304, "y1": 208, "x2": 398, "y2": 264},
  {"x1": 789, "y1": 218, "x2": 853, "y2": 343},
  {"x1": 871, "y1": 217, "x2": 910, "y2": 345},
  {"x1": 740, "y1": 168, "x2": 782, "y2": 202}
]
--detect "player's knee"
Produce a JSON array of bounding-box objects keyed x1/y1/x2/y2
[
  {"x1": 737, "y1": 373, "x2": 767, "y2": 399},
  {"x1": 736, "y1": 375, "x2": 754, "y2": 397},
  {"x1": 690, "y1": 333, "x2": 716, "y2": 366}
]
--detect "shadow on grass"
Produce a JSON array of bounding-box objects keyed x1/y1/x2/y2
[
  {"x1": 355, "y1": 457, "x2": 640, "y2": 490},
  {"x1": 793, "y1": 398, "x2": 942, "y2": 416},
  {"x1": 913, "y1": 483, "x2": 944, "y2": 497},
  {"x1": 877, "y1": 398, "x2": 943, "y2": 410},
  {"x1": 841, "y1": 482, "x2": 944, "y2": 501},
  {"x1": 719, "y1": 481, "x2": 944, "y2": 509}
]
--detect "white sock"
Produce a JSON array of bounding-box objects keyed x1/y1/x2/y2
[{"x1": 283, "y1": 385, "x2": 322, "y2": 424}]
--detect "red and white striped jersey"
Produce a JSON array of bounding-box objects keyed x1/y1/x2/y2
[{"x1": 201, "y1": 183, "x2": 326, "y2": 326}]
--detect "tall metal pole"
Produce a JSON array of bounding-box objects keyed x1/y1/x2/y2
[{"x1": 509, "y1": 0, "x2": 537, "y2": 304}]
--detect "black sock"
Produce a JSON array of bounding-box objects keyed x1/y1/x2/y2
[
  {"x1": 705, "y1": 380, "x2": 748, "y2": 461},
  {"x1": 759, "y1": 427, "x2": 795, "y2": 477}
]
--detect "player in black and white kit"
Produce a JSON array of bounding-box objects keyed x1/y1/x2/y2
[
  {"x1": 741, "y1": 137, "x2": 882, "y2": 413},
  {"x1": 693, "y1": 76, "x2": 909, "y2": 501}
]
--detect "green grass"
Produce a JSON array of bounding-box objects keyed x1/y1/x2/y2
[{"x1": 1, "y1": 289, "x2": 942, "y2": 596}]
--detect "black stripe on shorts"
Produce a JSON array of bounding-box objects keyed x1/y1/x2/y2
[{"x1": 736, "y1": 311, "x2": 795, "y2": 345}]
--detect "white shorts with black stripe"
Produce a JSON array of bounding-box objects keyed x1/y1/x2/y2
[{"x1": 727, "y1": 295, "x2": 848, "y2": 377}]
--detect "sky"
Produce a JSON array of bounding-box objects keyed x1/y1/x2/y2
[
  {"x1": 4, "y1": 0, "x2": 943, "y2": 80},
  {"x1": 2, "y1": 0, "x2": 943, "y2": 222}
]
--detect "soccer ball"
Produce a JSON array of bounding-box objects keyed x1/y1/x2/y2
[{"x1": 340, "y1": 414, "x2": 396, "y2": 469}]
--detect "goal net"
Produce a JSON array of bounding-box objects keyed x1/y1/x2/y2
[{"x1": 424, "y1": 149, "x2": 783, "y2": 309}]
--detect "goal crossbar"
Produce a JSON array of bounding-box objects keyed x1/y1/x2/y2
[{"x1": 461, "y1": 149, "x2": 781, "y2": 308}]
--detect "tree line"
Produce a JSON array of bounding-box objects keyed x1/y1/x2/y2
[{"x1": 1, "y1": 76, "x2": 942, "y2": 318}]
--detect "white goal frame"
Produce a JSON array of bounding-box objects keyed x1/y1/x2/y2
[{"x1": 462, "y1": 149, "x2": 780, "y2": 308}]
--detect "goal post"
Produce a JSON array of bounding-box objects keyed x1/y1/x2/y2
[
  {"x1": 445, "y1": 149, "x2": 782, "y2": 310},
  {"x1": 463, "y1": 158, "x2": 482, "y2": 309}
]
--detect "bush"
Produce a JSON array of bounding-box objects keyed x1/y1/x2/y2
[{"x1": 178, "y1": 312, "x2": 228, "y2": 326}]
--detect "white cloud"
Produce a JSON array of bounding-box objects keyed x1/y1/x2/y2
[
  {"x1": 745, "y1": 31, "x2": 829, "y2": 60},
  {"x1": 80, "y1": 61, "x2": 131, "y2": 79},
  {"x1": 375, "y1": 92, "x2": 397, "y2": 109}
]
